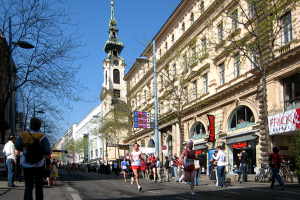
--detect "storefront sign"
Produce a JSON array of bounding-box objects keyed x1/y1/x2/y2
[
  {"x1": 195, "y1": 150, "x2": 204, "y2": 155},
  {"x1": 268, "y1": 108, "x2": 300, "y2": 135},
  {"x1": 207, "y1": 115, "x2": 215, "y2": 142},
  {"x1": 231, "y1": 142, "x2": 248, "y2": 149}
]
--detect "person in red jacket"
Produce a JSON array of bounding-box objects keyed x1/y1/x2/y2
[{"x1": 269, "y1": 147, "x2": 284, "y2": 190}]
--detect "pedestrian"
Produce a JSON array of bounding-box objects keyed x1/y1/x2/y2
[
  {"x1": 181, "y1": 140, "x2": 196, "y2": 195},
  {"x1": 213, "y1": 145, "x2": 226, "y2": 188},
  {"x1": 238, "y1": 149, "x2": 248, "y2": 183},
  {"x1": 149, "y1": 154, "x2": 157, "y2": 182},
  {"x1": 194, "y1": 156, "x2": 200, "y2": 186},
  {"x1": 172, "y1": 155, "x2": 180, "y2": 182},
  {"x1": 50, "y1": 159, "x2": 58, "y2": 186},
  {"x1": 164, "y1": 156, "x2": 171, "y2": 182},
  {"x1": 140, "y1": 158, "x2": 146, "y2": 179},
  {"x1": 269, "y1": 147, "x2": 284, "y2": 190},
  {"x1": 130, "y1": 143, "x2": 143, "y2": 192},
  {"x1": 121, "y1": 158, "x2": 128, "y2": 183},
  {"x1": 156, "y1": 158, "x2": 162, "y2": 182},
  {"x1": 15, "y1": 117, "x2": 51, "y2": 200},
  {"x1": 3, "y1": 135, "x2": 16, "y2": 187}
]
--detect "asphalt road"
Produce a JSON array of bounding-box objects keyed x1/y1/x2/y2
[{"x1": 61, "y1": 171, "x2": 300, "y2": 200}]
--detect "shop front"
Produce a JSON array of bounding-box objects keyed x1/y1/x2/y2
[
  {"x1": 268, "y1": 108, "x2": 300, "y2": 163},
  {"x1": 226, "y1": 131, "x2": 258, "y2": 174},
  {"x1": 194, "y1": 143, "x2": 208, "y2": 174}
]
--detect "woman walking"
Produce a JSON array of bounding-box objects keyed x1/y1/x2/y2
[
  {"x1": 130, "y1": 143, "x2": 143, "y2": 192},
  {"x1": 181, "y1": 140, "x2": 196, "y2": 195},
  {"x1": 213, "y1": 145, "x2": 226, "y2": 188}
]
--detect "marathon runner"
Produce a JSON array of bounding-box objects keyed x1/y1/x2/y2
[
  {"x1": 181, "y1": 140, "x2": 196, "y2": 195},
  {"x1": 130, "y1": 143, "x2": 143, "y2": 192}
]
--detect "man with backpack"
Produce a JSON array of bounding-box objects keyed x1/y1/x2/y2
[{"x1": 15, "y1": 118, "x2": 51, "y2": 200}]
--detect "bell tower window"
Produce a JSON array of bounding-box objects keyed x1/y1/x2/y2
[{"x1": 113, "y1": 69, "x2": 120, "y2": 84}]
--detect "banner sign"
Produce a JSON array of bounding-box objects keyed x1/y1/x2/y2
[
  {"x1": 207, "y1": 115, "x2": 216, "y2": 142},
  {"x1": 268, "y1": 108, "x2": 300, "y2": 135},
  {"x1": 231, "y1": 142, "x2": 248, "y2": 149},
  {"x1": 133, "y1": 111, "x2": 154, "y2": 129}
]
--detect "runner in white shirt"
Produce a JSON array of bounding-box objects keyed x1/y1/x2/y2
[
  {"x1": 130, "y1": 143, "x2": 143, "y2": 192},
  {"x1": 3, "y1": 136, "x2": 16, "y2": 187}
]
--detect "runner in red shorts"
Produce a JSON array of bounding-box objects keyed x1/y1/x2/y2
[
  {"x1": 130, "y1": 143, "x2": 142, "y2": 192},
  {"x1": 181, "y1": 140, "x2": 196, "y2": 195}
]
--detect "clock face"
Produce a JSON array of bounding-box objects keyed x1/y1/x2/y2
[{"x1": 113, "y1": 60, "x2": 119, "y2": 66}]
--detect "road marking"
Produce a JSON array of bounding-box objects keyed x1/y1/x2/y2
[
  {"x1": 65, "y1": 186, "x2": 76, "y2": 192},
  {"x1": 70, "y1": 193, "x2": 82, "y2": 200}
]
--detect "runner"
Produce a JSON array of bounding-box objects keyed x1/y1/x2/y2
[
  {"x1": 181, "y1": 140, "x2": 196, "y2": 195},
  {"x1": 149, "y1": 154, "x2": 157, "y2": 182},
  {"x1": 130, "y1": 143, "x2": 143, "y2": 192},
  {"x1": 121, "y1": 158, "x2": 128, "y2": 183}
]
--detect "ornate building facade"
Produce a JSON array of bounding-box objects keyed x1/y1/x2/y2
[{"x1": 124, "y1": 0, "x2": 300, "y2": 173}]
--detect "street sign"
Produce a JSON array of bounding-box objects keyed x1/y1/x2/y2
[{"x1": 133, "y1": 111, "x2": 154, "y2": 129}]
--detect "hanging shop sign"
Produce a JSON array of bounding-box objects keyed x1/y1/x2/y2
[
  {"x1": 207, "y1": 115, "x2": 216, "y2": 142},
  {"x1": 133, "y1": 111, "x2": 154, "y2": 129},
  {"x1": 268, "y1": 108, "x2": 300, "y2": 135},
  {"x1": 231, "y1": 142, "x2": 248, "y2": 149}
]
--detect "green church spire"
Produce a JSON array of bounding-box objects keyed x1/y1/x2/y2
[{"x1": 104, "y1": 0, "x2": 124, "y2": 56}]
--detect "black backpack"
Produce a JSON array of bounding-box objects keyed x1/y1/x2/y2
[{"x1": 25, "y1": 132, "x2": 44, "y2": 164}]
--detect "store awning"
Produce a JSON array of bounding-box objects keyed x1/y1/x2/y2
[
  {"x1": 226, "y1": 130, "x2": 258, "y2": 145},
  {"x1": 194, "y1": 143, "x2": 207, "y2": 150}
]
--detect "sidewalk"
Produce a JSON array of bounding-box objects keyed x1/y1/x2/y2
[{"x1": 0, "y1": 179, "x2": 73, "y2": 200}]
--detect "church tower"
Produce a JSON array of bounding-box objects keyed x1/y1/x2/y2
[{"x1": 101, "y1": 0, "x2": 126, "y2": 114}]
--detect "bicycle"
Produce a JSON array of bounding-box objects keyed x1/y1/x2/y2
[
  {"x1": 280, "y1": 161, "x2": 294, "y2": 183},
  {"x1": 255, "y1": 164, "x2": 272, "y2": 182}
]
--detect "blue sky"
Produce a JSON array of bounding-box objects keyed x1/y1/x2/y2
[{"x1": 59, "y1": 0, "x2": 181, "y2": 136}]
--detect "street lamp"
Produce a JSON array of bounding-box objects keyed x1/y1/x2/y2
[
  {"x1": 8, "y1": 17, "x2": 34, "y2": 136},
  {"x1": 136, "y1": 40, "x2": 160, "y2": 158}
]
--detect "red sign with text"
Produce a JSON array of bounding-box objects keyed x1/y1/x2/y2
[{"x1": 207, "y1": 115, "x2": 215, "y2": 142}]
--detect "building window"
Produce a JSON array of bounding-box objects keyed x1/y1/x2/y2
[
  {"x1": 113, "y1": 69, "x2": 120, "y2": 84},
  {"x1": 234, "y1": 53, "x2": 240, "y2": 78},
  {"x1": 248, "y1": 1, "x2": 256, "y2": 19},
  {"x1": 96, "y1": 149, "x2": 98, "y2": 157},
  {"x1": 167, "y1": 135, "x2": 173, "y2": 156},
  {"x1": 182, "y1": 22, "x2": 185, "y2": 32},
  {"x1": 191, "y1": 45, "x2": 197, "y2": 61},
  {"x1": 141, "y1": 140, "x2": 145, "y2": 147},
  {"x1": 250, "y1": 49, "x2": 259, "y2": 69},
  {"x1": 190, "y1": 12, "x2": 194, "y2": 23},
  {"x1": 192, "y1": 80, "x2": 197, "y2": 99},
  {"x1": 190, "y1": 122, "x2": 206, "y2": 139},
  {"x1": 199, "y1": 0, "x2": 205, "y2": 13},
  {"x1": 217, "y1": 22, "x2": 224, "y2": 42},
  {"x1": 159, "y1": 49, "x2": 162, "y2": 57},
  {"x1": 201, "y1": 38, "x2": 207, "y2": 55},
  {"x1": 160, "y1": 74, "x2": 164, "y2": 89},
  {"x1": 184, "y1": 86, "x2": 188, "y2": 101},
  {"x1": 219, "y1": 63, "x2": 225, "y2": 85},
  {"x1": 231, "y1": 9, "x2": 238, "y2": 30},
  {"x1": 203, "y1": 73, "x2": 208, "y2": 94},
  {"x1": 283, "y1": 73, "x2": 300, "y2": 110},
  {"x1": 172, "y1": 63, "x2": 177, "y2": 76},
  {"x1": 105, "y1": 70, "x2": 107, "y2": 85},
  {"x1": 229, "y1": 106, "x2": 255, "y2": 130},
  {"x1": 171, "y1": 34, "x2": 175, "y2": 42},
  {"x1": 144, "y1": 90, "x2": 147, "y2": 102},
  {"x1": 165, "y1": 42, "x2": 168, "y2": 50},
  {"x1": 113, "y1": 89, "x2": 120, "y2": 98},
  {"x1": 281, "y1": 11, "x2": 293, "y2": 45}
]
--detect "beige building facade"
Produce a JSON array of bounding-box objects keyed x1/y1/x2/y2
[{"x1": 124, "y1": 0, "x2": 300, "y2": 173}]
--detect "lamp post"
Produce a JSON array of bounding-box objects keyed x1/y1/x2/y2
[
  {"x1": 8, "y1": 17, "x2": 34, "y2": 136},
  {"x1": 136, "y1": 40, "x2": 160, "y2": 158}
]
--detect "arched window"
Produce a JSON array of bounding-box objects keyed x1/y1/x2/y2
[
  {"x1": 167, "y1": 135, "x2": 173, "y2": 156},
  {"x1": 229, "y1": 105, "x2": 255, "y2": 130},
  {"x1": 148, "y1": 139, "x2": 155, "y2": 148},
  {"x1": 190, "y1": 122, "x2": 206, "y2": 139},
  {"x1": 113, "y1": 69, "x2": 120, "y2": 84}
]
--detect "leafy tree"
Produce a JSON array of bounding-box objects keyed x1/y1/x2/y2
[{"x1": 206, "y1": 0, "x2": 300, "y2": 164}]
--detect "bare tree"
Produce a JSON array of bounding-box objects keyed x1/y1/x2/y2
[{"x1": 0, "y1": 0, "x2": 80, "y2": 141}]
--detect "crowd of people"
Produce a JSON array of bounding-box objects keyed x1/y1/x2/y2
[{"x1": 2, "y1": 117, "x2": 287, "y2": 199}]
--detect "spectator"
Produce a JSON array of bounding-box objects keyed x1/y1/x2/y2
[
  {"x1": 238, "y1": 150, "x2": 248, "y2": 183},
  {"x1": 15, "y1": 117, "x2": 51, "y2": 200},
  {"x1": 3, "y1": 135, "x2": 16, "y2": 187},
  {"x1": 213, "y1": 145, "x2": 226, "y2": 188},
  {"x1": 164, "y1": 156, "x2": 171, "y2": 182},
  {"x1": 269, "y1": 147, "x2": 284, "y2": 190}
]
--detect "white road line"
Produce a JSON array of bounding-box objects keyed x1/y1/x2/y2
[
  {"x1": 70, "y1": 193, "x2": 82, "y2": 200},
  {"x1": 65, "y1": 186, "x2": 76, "y2": 192}
]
